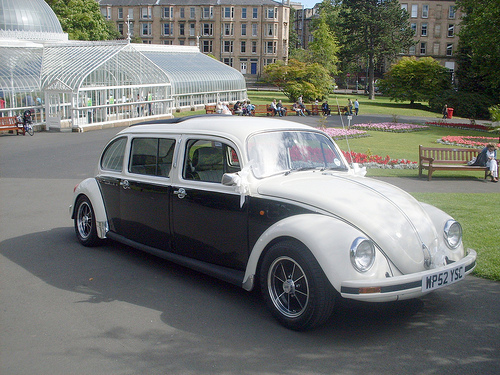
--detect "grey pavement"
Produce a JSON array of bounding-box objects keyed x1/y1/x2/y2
[{"x1": 1, "y1": 115, "x2": 499, "y2": 375}]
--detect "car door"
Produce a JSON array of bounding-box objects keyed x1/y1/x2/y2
[
  {"x1": 119, "y1": 136, "x2": 177, "y2": 250},
  {"x1": 171, "y1": 137, "x2": 249, "y2": 270},
  {"x1": 97, "y1": 136, "x2": 128, "y2": 234}
]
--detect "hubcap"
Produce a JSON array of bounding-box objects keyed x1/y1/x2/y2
[
  {"x1": 77, "y1": 202, "x2": 92, "y2": 239},
  {"x1": 268, "y1": 256, "x2": 309, "y2": 318}
]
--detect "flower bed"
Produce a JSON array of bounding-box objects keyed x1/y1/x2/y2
[
  {"x1": 321, "y1": 127, "x2": 369, "y2": 140},
  {"x1": 426, "y1": 121, "x2": 492, "y2": 132},
  {"x1": 341, "y1": 150, "x2": 418, "y2": 169},
  {"x1": 351, "y1": 122, "x2": 429, "y2": 132},
  {"x1": 438, "y1": 135, "x2": 500, "y2": 149}
]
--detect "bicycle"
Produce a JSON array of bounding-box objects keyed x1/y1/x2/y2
[{"x1": 19, "y1": 110, "x2": 34, "y2": 136}]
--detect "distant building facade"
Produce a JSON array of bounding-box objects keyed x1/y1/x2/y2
[
  {"x1": 293, "y1": 1, "x2": 461, "y2": 72},
  {"x1": 99, "y1": 0, "x2": 291, "y2": 78}
]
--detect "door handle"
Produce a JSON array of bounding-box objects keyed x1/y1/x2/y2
[
  {"x1": 120, "y1": 179, "x2": 130, "y2": 189},
  {"x1": 173, "y1": 187, "x2": 187, "y2": 199}
]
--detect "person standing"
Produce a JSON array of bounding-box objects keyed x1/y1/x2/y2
[
  {"x1": 348, "y1": 99, "x2": 353, "y2": 115},
  {"x1": 354, "y1": 99, "x2": 359, "y2": 115},
  {"x1": 442, "y1": 104, "x2": 448, "y2": 119}
]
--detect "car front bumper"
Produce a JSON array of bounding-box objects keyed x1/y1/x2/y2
[{"x1": 340, "y1": 249, "x2": 477, "y2": 302}]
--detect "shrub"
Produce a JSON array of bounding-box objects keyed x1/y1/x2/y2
[{"x1": 429, "y1": 90, "x2": 495, "y2": 120}]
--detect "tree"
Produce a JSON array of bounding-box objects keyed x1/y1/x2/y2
[
  {"x1": 456, "y1": 0, "x2": 500, "y2": 102},
  {"x1": 49, "y1": 0, "x2": 114, "y2": 41},
  {"x1": 337, "y1": 0, "x2": 415, "y2": 99},
  {"x1": 379, "y1": 57, "x2": 452, "y2": 105},
  {"x1": 307, "y1": 13, "x2": 340, "y2": 76},
  {"x1": 263, "y1": 59, "x2": 333, "y2": 102}
]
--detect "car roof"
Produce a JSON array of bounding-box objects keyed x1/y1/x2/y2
[{"x1": 119, "y1": 115, "x2": 316, "y2": 141}]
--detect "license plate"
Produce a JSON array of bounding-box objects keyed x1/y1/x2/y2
[{"x1": 422, "y1": 265, "x2": 465, "y2": 292}]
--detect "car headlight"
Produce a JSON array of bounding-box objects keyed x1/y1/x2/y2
[
  {"x1": 350, "y1": 237, "x2": 375, "y2": 273},
  {"x1": 444, "y1": 220, "x2": 462, "y2": 249}
]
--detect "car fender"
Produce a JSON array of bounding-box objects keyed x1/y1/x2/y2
[
  {"x1": 242, "y1": 213, "x2": 389, "y2": 292},
  {"x1": 70, "y1": 178, "x2": 108, "y2": 238}
]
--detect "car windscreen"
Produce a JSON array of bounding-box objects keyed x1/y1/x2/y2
[{"x1": 247, "y1": 130, "x2": 347, "y2": 178}]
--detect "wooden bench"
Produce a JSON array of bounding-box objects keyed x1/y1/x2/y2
[
  {"x1": 205, "y1": 105, "x2": 216, "y2": 114},
  {"x1": 0, "y1": 116, "x2": 25, "y2": 135},
  {"x1": 419, "y1": 145, "x2": 499, "y2": 181}
]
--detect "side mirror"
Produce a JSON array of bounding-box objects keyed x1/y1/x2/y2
[{"x1": 222, "y1": 173, "x2": 239, "y2": 186}]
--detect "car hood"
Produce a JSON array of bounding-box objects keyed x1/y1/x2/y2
[{"x1": 256, "y1": 172, "x2": 439, "y2": 274}]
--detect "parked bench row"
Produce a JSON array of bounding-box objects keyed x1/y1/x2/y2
[
  {"x1": 205, "y1": 103, "x2": 344, "y2": 116},
  {"x1": 0, "y1": 116, "x2": 25, "y2": 136}
]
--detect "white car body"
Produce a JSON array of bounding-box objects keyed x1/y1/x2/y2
[{"x1": 70, "y1": 116, "x2": 476, "y2": 329}]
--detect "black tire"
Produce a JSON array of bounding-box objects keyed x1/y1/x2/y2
[
  {"x1": 260, "y1": 240, "x2": 336, "y2": 330},
  {"x1": 74, "y1": 195, "x2": 100, "y2": 247},
  {"x1": 26, "y1": 124, "x2": 34, "y2": 136}
]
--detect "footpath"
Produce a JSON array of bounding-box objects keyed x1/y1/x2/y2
[{"x1": 282, "y1": 112, "x2": 498, "y2": 194}]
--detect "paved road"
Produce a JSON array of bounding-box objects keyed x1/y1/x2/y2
[{"x1": 1, "y1": 122, "x2": 499, "y2": 374}]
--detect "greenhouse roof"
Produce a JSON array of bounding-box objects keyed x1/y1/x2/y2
[
  {"x1": 134, "y1": 45, "x2": 246, "y2": 95},
  {"x1": 0, "y1": 43, "x2": 43, "y2": 93},
  {"x1": 41, "y1": 42, "x2": 170, "y2": 92}
]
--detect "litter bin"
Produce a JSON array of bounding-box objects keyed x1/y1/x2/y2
[{"x1": 447, "y1": 107, "x2": 454, "y2": 119}]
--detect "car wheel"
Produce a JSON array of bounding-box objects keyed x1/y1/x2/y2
[
  {"x1": 260, "y1": 240, "x2": 336, "y2": 330},
  {"x1": 74, "y1": 195, "x2": 100, "y2": 247}
]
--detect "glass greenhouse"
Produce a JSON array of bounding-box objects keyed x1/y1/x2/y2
[{"x1": 0, "y1": 0, "x2": 247, "y2": 131}]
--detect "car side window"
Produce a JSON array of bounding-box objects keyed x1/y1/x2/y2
[
  {"x1": 129, "y1": 137, "x2": 176, "y2": 177},
  {"x1": 183, "y1": 139, "x2": 240, "y2": 183},
  {"x1": 101, "y1": 137, "x2": 127, "y2": 172}
]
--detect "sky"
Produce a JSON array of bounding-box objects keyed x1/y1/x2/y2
[{"x1": 293, "y1": 0, "x2": 321, "y2": 9}]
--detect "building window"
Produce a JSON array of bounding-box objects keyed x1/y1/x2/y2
[
  {"x1": 118, "y1": 8, "x2": 123, "y2": 20},
  {"x1": 449, "y1": 6, "x2": 456, "y2": 19},
  {"x1": 448, "y1": 24, "x2": 455, "y2": 37},
  {"x1": 180, "y1": 8, "x2": 185, "y2": 19},
  {"x1": 202, "y1": 7, "x2": 213, "y2": 19},
  {"x1": 117, "y1": 23, "x2": 124, "y2": 35},
  {"x1": 253, "y1": 8, "x2": 258, "y2": 19},
  {"x1": 411, "y1": 4, "x2": 418, "y2": 18},
  {"x1": 447, "y1": 43, "x2": 453, "y2": 56},
  {"x1": 421, "y1": 23, "x2": 427, "y2": 36},
  {"x1": 189, "y1": 23, "x2": 195, "y2": 37},
  {"x1": 102, "y1": 7, "x2": 111, "y2": 20},
  {"x1": 141, "y1": 7, "x2": 152, "y2": 19},
  {"x1": 163, "y1": 23, "x2": 173, "y2": 36},
  {"x1": 252, "y1": 41, "x2": 257, "y2": 53},
  {"x1": 224, "y1": 7, "x2": 234, "y2": 19},
  {"x1": 141, "y1": 23, "x2": 152, "y2": 36},
  {"x1": 163, "y1": 7, "x2": 173, "y2": 19},
  {"x1": 409, "y1": 45, "x2": 416, "y2": 55},
  {"x1": 241, "y1": 41, "x2": 246, "y2": 53},
  {"x1": 179, "y1": 23, "x2": 185, "y2": 36},
  {"x1": 422, "y1": 5, "x2": 429, "y2": 18},
  {"x1": 241, "y1": 24, "x2": 247, "y2": 36},
  {"x1": 420, "y1": 42, "x2": 426, "y2": 55},
  {"x1": 128, "y1": 9, "x2": 134, "y2": 20},
  {"x1": 252, "y1": 24, "x2": 258, "y2": 37},
  {"x1": 401, "y1": 4, "x2": 408, "y2": 13},
  {"x1": 223, "y1": 58, "x2": 233, "y2": 67},
  {"x1": 266, "y1": 8, "x2": 277, "y2": 19},
  {"x1": 163, "y1": 40, "x2": 172, "y2": 45},
  {"x1": 203, "y1": 23, "x2": 213, "y2": 36},
  {"x1": 266, "y1": 41, "x2": 276, "y2": 54},
  {"x1": 203, "y1": 40, "x2": 213, "y2": 53},
  {"x1": 411, "y1": 23, "x2": 417, "y2": 35},
  {"x1": 242, "y1": 8, "x2": 247, "y2": 19},
  {"x1": 190, "y1": 7, "x2": 195, "y2": 19},
  {"x1": 224, "y1": 41, "x2": 234, "y2": 53},
  {"x1": 224, "y1": 23, "x2": 234, "y2": 36}
]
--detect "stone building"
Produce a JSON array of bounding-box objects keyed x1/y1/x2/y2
[{"x1": 99, "y1": 0, "x2": 291, "y2": 79}]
